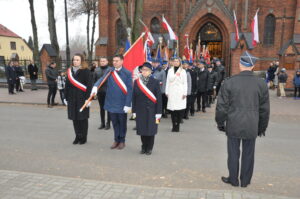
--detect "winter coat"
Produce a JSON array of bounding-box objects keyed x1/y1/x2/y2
[
  {"x1": 132, "y1": 77, "x2": 162, "y2": 136},
  {"x1": 65, "y1": 68, "x2": 92, "y2": 120},
  {"x1": 15, "y1": 66, "x2": 24, "y2": 77},
  {"x1": 207, "y1": 71, "x2": 218, "y2": 90},
  {"x1": 94, "y1": 67, "x2": 133, "y2": 113},
  {"x1": 215, "y1": 71, "x2": 270, "y2": 139},
  {"x1": 152, "y1": 67, "x2": 167, "y2": 94},
  {"x1": 196, "y1": 68, "x2": 209, "y2": 92},
  {"x1": 5, "y1": 65, "x2": 16, "y2": 84},
  {"x1": 278, "y1": 72, "x2": 288, "y2": 83},
  {"x1": 27, "y1": 64, "x2": 38, "y2": 80},
  {"x1": 293, "y1": 74, "x2": 300, "y2": 87},
  {"x1": 165, "y1": 67, "x2": 187, "y2": 111},
  {"x1": 45, "y1": 66, "x2": 58, "y2": 86},
  {"x1": 215, "y1": 65, "x2": 226, "y2": 83},
  {"x1": 187, "y1": 68, "x2": 198, "y2": 95}
]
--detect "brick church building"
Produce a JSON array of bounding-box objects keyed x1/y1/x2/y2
[{"x1": 95, "y1": 0, "x2": 300, "y2": 81}]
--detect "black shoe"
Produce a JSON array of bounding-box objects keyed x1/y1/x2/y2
[
  {"x1": 145, "y1": 150, "x2": 152, "y2": 155},
  {"x1": 183, "y1": 116, "x2": 189, "y2": 120},
  {"x1": 175, "y1": 124, "x2": 180, "y2": 132},
  {"x1": 221, "y1": 177, "x2": 239, "y2": 187},
  {"x1": 162, "y1": 114, "x2": 168, "y2": 118},
  {"x1": 202, "y1": 109, "x2": 206, "y2": 113},
  {"x1": 140, "y1": 146, "x2": 146, "y2": 154},
  {"x1": 98, "y1": 124, "x2": 105, "y2": 130},
  {"x1": 51, "y1": 102, "x2": 58, "y2": 106},
  {"x1": 105, "y1": 123, "x2": 110, "y2": 130},
  {"x1": 73, "y1": 136, "x2": 79, "y2": 145},
  {"x1": 190, "y1": 112, "x2": 194, "y2": 116},
  {"x1": 241, "y1": 184, "x2": 248, "y2": 188},
  {"x1": 79, "y1": 137, "x2": 87, "y2": 145},
  {"x1": 171, "y1": 125, "x2": 176, "y2": 132}
]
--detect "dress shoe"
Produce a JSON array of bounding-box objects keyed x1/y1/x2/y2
[
  {"x1": 98, "y1": 124, "x2": 105, "y2": 130},
  {"x1": 241, "y1": 184, "x2": 248, "y2": 188},
  {"x1": 140, "y1": 146, "x2": 146, "y2": 154},
  {"x1": 202, "y1": 109, "x2": 206, "y2": 113},
  {"x1": 221, "y1": 177, "x2": 239, "y2": 187},
  {"x1": 105, "y1": 123, "x2": 110, "y2": 130},
  {"x1": 145, "y1": 150, "x2": 152, "y2": 155},
  {"x1": 118, "y1": 143, "x2": 125, "y2": 150},
  {"x1": 110, "y1": 142, "x2": 119, "y2": 149},
  {"x1": 73, "y1": 136, "x2": 79, "y2": 144},
  {"x1": 51, "y1": 102, "x2": 58, "y2": 106},
  {"x1": 79, "y1": 137, "x2": 87, "y2": 145}
]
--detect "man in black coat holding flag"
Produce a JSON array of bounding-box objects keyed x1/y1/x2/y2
[{"x1": 215, "y1": 51, "x2": 270, "y2": 188}]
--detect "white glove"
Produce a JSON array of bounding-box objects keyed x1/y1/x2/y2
[
  {"x1": 86, "y1": 100, "x2": 92, "y2": 108},
  {"x1": 132, "y1": 113, "x2": 136, "y2": 119},
  {"x1": 155, "y1": 114, "x2": 162, "y2": 120},
  {"x1": 123, "y1": 106, "x2": 131, "y2": 113},
  {"x1": 213, "y1": 86, "x2": 216, "y2": 89},
  {"x1": 63, "y1": 99, "x2": 68, "y2": 106},
  {"x1": 90, "y1": 86, "x2": 98, "y2": 96}
]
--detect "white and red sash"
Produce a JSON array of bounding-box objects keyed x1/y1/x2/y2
[
  {"x1": 111, "y1": 70, "x2": 127, "y2": 95},
  {"x1": 136, "y1": 78, "x2": 157, "y2": 103},
  {"x1": 67, "y1": 68, "x2": 87, "y2": 92}
]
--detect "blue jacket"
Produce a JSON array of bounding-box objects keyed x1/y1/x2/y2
[
  {"x1": 94, "y1": 67, "x2": 133, "y2": 113},
  {"x1": 293, "y1": 75, "x2": 300, "y2": 87}
]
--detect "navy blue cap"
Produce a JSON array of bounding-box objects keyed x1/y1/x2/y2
[
  {"x1": 182, "y1": 60, "x2": 189, "y2": 65},
  {"x1": 240, "y1": 51, "x2": 258, "y2": 67},
  {"x1": 162, "y1": 60, "x2": 168, "y2": 65},
  {"x1": 142, "y1": 62, "x2": 153, "y2": 70}
]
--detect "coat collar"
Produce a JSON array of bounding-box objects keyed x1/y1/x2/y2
[{"x1": 239, "y1": 71, "x2": 254, "y2": 76}]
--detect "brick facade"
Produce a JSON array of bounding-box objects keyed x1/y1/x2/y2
[{"x1": 96, "y1": 0, "x2": 300, "y2": 87}]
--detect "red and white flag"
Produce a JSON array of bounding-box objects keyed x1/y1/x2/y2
[
  {"x1": 123, "y1": 33, "x2": 146, "y2": 72},
  {"x1": 162, "y1": 15, "x2": 178, "y2": 40},
  {"x1": 144, "y1": 26, "x2": 154, "y2": 47},
  {"x1": 183, "y1": 34, "x2": 190, "y2": 60},
  {"x1": 251, "y1": 9, "x2": 259, "y2": 47},
  {"x1": 233, "y1": 10, "x2": 240, "y2": 42}
]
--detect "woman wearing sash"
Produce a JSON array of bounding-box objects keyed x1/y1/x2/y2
[
  {"x1": 165, "y1": 57, "x2": 187, "y2": 132},
  {"x1": 132, "y1": 62, "x2": 162, "y2": 155},
  {"x1": 65, "y1": 53, "x2": 93, "y2": 145}
]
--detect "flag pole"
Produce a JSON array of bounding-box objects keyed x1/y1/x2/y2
[{"x1": 124, "y1": 32, "x2": 145, "y2": 57}]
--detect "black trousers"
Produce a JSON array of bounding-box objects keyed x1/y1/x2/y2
[
  {"x1": 162, "y1": 94, "x2": 168, "y2": 115},
  {"x1": 97, "y1": 92, "x2": 111, "y2": 125},
  {"x1": 190, "y1": 94, "x2": 197, "y2": 114},
  {"x1": 184, "y1": 95, "x2": 192, "y2": 117},
  {"x1": 197, "y1": 91, "x2": 207, "y2": 110},
  {"x1": 72, "y1": 119, "x2": 88, "y2": 140},
  {"x1": 294, "y1": 87, "x2": 300, "y2": 97},
  {"x1": 47, "y1": 84, "x2": 57, "y2": 105},
  {"x1": 216, "y1": 82, "x2": 222, "y2": 96},
  {"x1": 170, "y1": 110, "x2": 183, "y2": 128},
  {"x1": 141, "y1": 136, "x2": 155, "y2": 151},
  {"x1": 8, "y1": 82, "x2": 15, "y2": 94},
  {"x1": 227, "y1": 137, "x2": 256, "y2": 186},
  {"x1": 59, "y1": 89, "x2": 65, "y2": 104},
  {"x1": 207, "y1": 89, "x2": 214, "y2": 105}
]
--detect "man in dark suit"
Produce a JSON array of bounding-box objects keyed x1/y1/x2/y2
[
  {"x1": 91, "y1": 54, "x2": 133, "y2": 150},
  {"x1": 215, "y1": 51, "x2": 270, "y2": 188},
  {"x1": 28, "y1": 60, "x2": 39, "y2": 90},
  {"x1": 196, "y1": 61, "x2": 209, "y2": 113},
  {"x1": 5, "y1": 61, "x2": 17, "y2": 94}
]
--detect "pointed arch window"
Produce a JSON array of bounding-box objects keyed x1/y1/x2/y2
[{"x1": 263, "y1": 14, "x2": 276, "y2": 46}]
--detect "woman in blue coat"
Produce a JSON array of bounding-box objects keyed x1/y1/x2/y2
[{"x1": 132, "y1": 62, "x2": 162, "y2": 155}]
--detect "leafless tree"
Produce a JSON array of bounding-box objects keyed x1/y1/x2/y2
[{"x1": 28, "y1": 0, "x2": 39, "y2": 62}]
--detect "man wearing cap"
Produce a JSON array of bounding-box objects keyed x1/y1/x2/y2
[
  {"x1": 215, "y1": 51, "x2": 270, "y2": 187},
  {"x1": 196, "y1": 60, "x2": 209, "y2": 113},
  {"x1": 278, "y1": 68, "x2": 288, "y2": 98},
  {"x1": 152, "y1": 59, "x2": 167, "y2": 117}
]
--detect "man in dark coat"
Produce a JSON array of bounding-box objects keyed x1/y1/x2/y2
[
  {"x1": 215, "y1": 59, "x2": 226, "y2": 95},
  {"x1": 215, "y1": 51, "x2": 270, "y2": 188},
  {"x1": 132, "y1": 62, "x2": 162, "y2": 155},
  {"x1": 196, "y1": 61, "x2": 209, "y2": 112},
  {"x1": 94, "y1": 57, "x2": 112, "y2": 130},
  {"x1": 207, "y1": 65, "x2": 218, "y2": 107},
  {"x1": 91, "y1": 54, "x2": 133, "y2": 150},
  {"x1": 15, "y1": 63, "x2": 24, "y2": 92},
  {"x1": 189, "y1": 61, "x2": 198, "y2": 116},
  {"x1": 27, "y1": 61, "x2": 39, "y2": 90},
  {"x1": 45, "y1": 62, "x2": 58, "y2": 108},
  {"x1": 5, "y1": 61, "x2": 17, "y2": 94}
]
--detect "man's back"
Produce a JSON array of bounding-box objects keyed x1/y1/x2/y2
[{"x1": 216, "y1": 71, "x2": 270, "y2": 139}]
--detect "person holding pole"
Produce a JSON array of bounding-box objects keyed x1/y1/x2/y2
[
  {"x1": 90, "y1": 54, "x2": 133, "y2": 150},
  {"x1": 64, "y1": 53, "x2": 93, "y2": 145}
]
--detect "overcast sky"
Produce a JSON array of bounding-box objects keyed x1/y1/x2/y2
[{"x1": 0, "y1": 0, "x2": 98, "y2": 49}]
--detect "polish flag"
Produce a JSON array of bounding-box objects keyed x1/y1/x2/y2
[
  {"x1": 251, "y1": 9, "x2": 259, "y2": 47},
  {"x1": 233, "y1": 10, "x2": 240, "y2": 42},
  {"x1": 183, "y1": 34, "x2": 190, "y2": 60},
  {"x1": 162, "y1": 15, "x2": 178, "y2": 40},
  {"x1": 144, "y1": 26, "x2": 155, "y2": 47}
]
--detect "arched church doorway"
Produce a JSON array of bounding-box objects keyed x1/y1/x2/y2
[{"x1": 197, "y1": 22, "x2": 222, "y2": 59}]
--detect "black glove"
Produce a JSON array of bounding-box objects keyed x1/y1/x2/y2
[{"x1": 217, "y1": 125, "x2": 226, "y2": 132}]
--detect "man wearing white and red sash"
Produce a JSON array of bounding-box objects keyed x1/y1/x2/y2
[
  {"x1": 91, "y1": 54, "x2": 133, "y2": 150},
  {"x1": 132, "y1": 62, "x2": 162, "y2": 155}
]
